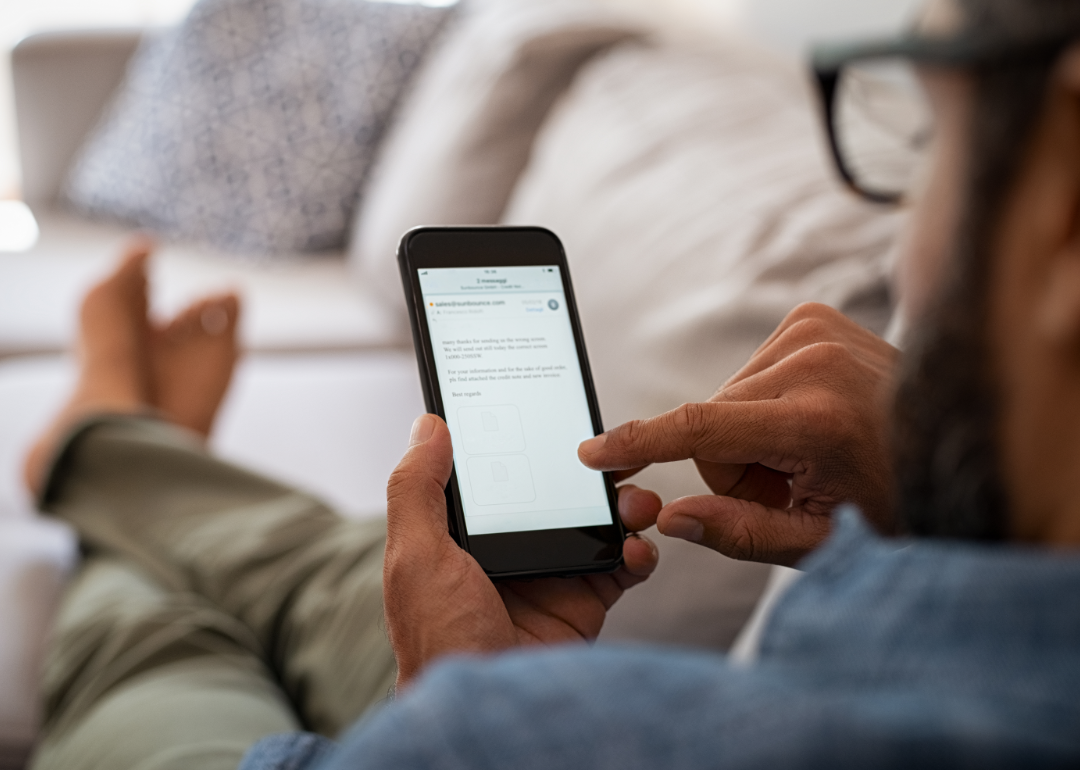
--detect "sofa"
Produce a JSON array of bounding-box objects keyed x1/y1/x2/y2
[{"x1": 0, "y1": 0, "x2": 909, "y2": 765}]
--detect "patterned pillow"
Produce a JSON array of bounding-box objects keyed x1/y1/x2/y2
[{"x1": 65, "y1": 0, "x2": 454, "y2": 257}]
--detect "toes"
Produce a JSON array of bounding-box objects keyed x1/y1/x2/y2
[
  {"x1": 200, "y1": 294, "x2": 239, "y2": 337},
  {"x1": 150, "y1": 292, "x2": 241, "y2": 437},
  {"x1": 80, "y1": 242, "x2": 152, "y2": 327},
  {"x1": 199, "y1": 305, "x2": 228, "y2": 336},
  {"x1": 162, "y1": 293, "x2": 241, "y2": 341},
  {"x1": 110, "y1": 238, "x2": 153, "y2": 295},
  {"x1": 162, "y1": 300, "x2": 205, "y2": 341},
  {"x1": 119, "y1": 237, "x2": 153, "y2": 269},
  {"x1": 90, "y1": 239, "x2": 150, "y2": 293}
]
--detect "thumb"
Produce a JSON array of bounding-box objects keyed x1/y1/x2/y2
[
  {"x1": 386, "y1": 414, "x2": 454, "y2": 549},
  {"x1": 657, "y1": 495, "x2": 832, "y2": 567}
]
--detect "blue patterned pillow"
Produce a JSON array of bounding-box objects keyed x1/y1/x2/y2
[{"x1": 65, "y1": 0, "x2": 454, "y2": 257}]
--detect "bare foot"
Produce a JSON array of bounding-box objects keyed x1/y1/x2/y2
[
  {"x1": 23, "y1": 240, "x2": 155, "y2": 494},
  {"x1": 150, "y1": 293, "x2": 241, "y2": 436},
  {"x1": 23, "y1": 240, "x2": 244, "y2": 498}
]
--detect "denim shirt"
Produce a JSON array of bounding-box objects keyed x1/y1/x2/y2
[{"x1": 244, "y1": 510, "x2": 1080, "y2": 770}]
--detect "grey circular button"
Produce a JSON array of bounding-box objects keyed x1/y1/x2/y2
[{"x1": 548, "y1": 299, "x2": 559, "y2": 311}]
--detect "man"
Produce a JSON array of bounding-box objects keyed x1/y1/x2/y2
[{"x1": 25, "y1": 0, "x2": 1080, "y2": 767}]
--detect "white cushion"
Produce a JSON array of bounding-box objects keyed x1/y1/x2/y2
[
  {"x1": 0, "y1": 213, "x2": 404, "y2": 358},
  {"x1": 0, "y1": 359, "x2": 75, "y2": 525},
  {"x1": 0, "y1": 352, "x2": 425, "y2": 523},
  {"x1": 504, "y1": 39, "x2": 905, "y2": 444},
  {"x1": 597, "y1": 0, "x2": 922, "y2": 56},
  {"x1": 734, "y1": 0, "x2": 924, "y2": 55},
  {"x1": 503, "y1": 38, "x2": 905, "y2": 645},
  {"x1": 212, "y1": 352, "x2": 425, "y2": 518},
  {"x1": 348, "y1": 0, "x2": 642, "y2": 316}
]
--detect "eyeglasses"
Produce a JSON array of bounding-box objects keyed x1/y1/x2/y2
[{"x1": 812, "y1": 30, "x2": 1077, "y2": 205}]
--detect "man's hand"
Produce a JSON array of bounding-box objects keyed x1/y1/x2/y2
[
  {"x1": 578, "y1": 303, "x2": 899, "y2": 567},
  {"x1": 384, "y1": 414, "x2": 660, "y2": 690}
]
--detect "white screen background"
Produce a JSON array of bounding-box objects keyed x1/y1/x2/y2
[{"x1": 419, "y1": 266, "x2": 613, "y2": 536}]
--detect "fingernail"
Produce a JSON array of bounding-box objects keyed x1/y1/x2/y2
[
  {"x1": 624, "y1": 534, "x2": 659, "y2": 575},
  {"x1": 410, "y1": 414, "x2": 436, "y2": 446},
  {"x1": 636, "y1": 533, "x2": 659, "y2": 561},
  {"x1": 579, "y1": 433, "x2": 607, "y2": 456},
  {"x1": 663, "y1": 515, "x2": 704, "y2": 543}
]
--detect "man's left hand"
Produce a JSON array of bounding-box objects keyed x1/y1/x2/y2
[{"x1": 384, "y1": 414, "x2": 660, "y2": 690}]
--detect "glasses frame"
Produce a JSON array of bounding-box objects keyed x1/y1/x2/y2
[{"x1": 812, "y1": 30, "x2": 1078, "y2": 204}]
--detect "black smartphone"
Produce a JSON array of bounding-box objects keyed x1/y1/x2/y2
[{"x1": 398, "y1": 226, "x2": 625, "y2": 580}]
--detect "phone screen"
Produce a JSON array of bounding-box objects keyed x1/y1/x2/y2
[{"x1": 418, "y1": 265, "x2": 613, "y2": 537}]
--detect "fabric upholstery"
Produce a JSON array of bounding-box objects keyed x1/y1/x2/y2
[
  {"x1": 505, "y1": 38, "x2": 904, "y2": 442},
  {"x1": 65, "y1": 0, "x2": 452, "y2": 257},
  {"x1": 348, "y1": 0, "x2": 642, "y2": 312},
  {"x1": 503, "y1": 38, "x2": 905, "y2": 645},
  {"x1": 10, "y1": 30, "x2": 141, "y2": 209}
]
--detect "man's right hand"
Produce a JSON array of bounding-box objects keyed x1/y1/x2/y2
[{"x1": 579, "y1": 303, "x2": 899, "y2": 567}]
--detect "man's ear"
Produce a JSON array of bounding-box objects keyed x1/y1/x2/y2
[{"x1": 1036, "y1": 44, "x2": 1080, "y2": 347}]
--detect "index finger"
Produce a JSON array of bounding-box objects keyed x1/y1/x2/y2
[{"x1": 578, "y1": 400, "x2": 794, "y2": 472}]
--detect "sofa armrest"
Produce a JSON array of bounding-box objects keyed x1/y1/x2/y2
[{"x1": 12, "y1": 29, "x2": 142, "y2": 209}]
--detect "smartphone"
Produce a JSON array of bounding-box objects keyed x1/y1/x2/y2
[{"x1": 398, "y1": 226, "x2": 625, "y2": 579}]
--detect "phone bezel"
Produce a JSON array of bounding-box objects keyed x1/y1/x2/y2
[{"x1": 398, "y1": 226, "x2": 625, "y2": 580}]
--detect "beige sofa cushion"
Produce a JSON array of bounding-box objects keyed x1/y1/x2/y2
[
  {"x1": 0, "y1": 213, "x2": 403, "y2": 359},
  {"x1": 348, "y1": 0, "x2": 642, "y2": 315},
  {"x1": 505, "y1": 39, "x2": 904, "y2": 434},
  {"x1": 504, "y1": 38, "x2": 905, "y2": 648},
  {"x1": 11, "y1": 30, "x2": 142, "y2": 210}
]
